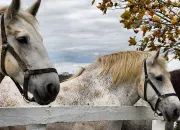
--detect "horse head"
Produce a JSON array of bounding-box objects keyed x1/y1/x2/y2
[
  {"x1": 138, "y1": 51, "x2": 180, "y2": 121},
  {"x1": 0, "y1": 0, "x2": 60, "y2": 105}
]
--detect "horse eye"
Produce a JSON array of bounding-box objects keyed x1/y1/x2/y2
[
  {"x1": 155, "y1": 75, "x2": 163, "y2": 82},
  {"x1": 16, "y1": 36, "x2": 28, "y2": 44}
]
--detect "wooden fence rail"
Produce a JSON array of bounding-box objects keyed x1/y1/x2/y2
[{"x1": 0, "y1": 106, "x2": 174, "y2": 130}]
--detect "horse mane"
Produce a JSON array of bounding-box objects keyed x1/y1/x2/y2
[
  {"x1": 66, "y1": 51, "x2": 166, "y2": 85},
  {"x1": 97, "y1": 51, "x2": 166, "y2": 85},
  {"x1": 66, "y1": 67, "x2": 85, "y2": 81},
  {"x1": 97, "y1": 51, "x2": 143, "y2": 85},
  {"x1": 170, "y1": 69, "x2": 180, "y2": 98}
]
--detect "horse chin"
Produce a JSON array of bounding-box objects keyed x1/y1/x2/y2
[{"x1": 33, "y1": 89, "x2": 54, "y2": 105}]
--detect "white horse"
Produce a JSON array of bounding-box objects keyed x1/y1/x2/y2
[
  {"x1": 0, "y1": 50, "x2": 179, "y2": 130},
  {"x1": 0, "y1": 0, "x2": 60, "y2": 105}
]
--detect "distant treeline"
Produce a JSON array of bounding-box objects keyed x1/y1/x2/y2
[{"x1": 58, "y1": 72, "x2": 72, "y2": 83}]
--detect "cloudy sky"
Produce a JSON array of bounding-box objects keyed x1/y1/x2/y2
[{"x1": 0, "y1": 0, "x2": 179, "y2": 73}]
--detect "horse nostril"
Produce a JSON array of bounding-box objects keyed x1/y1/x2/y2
[
  {"x1": 173, "y1": 108, "x2": 179, "y2": 117},
  {"x1": 45, "y1": 83, "x2": 58, "y2": 96}
]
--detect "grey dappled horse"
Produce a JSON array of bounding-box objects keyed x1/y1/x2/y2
[{"x1": 0, "y1": 0, "x2": 60, "y2": 105}]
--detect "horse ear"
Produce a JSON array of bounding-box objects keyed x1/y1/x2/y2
[
  {"x1": 152, "y1": 50, "x2": 160, "y2": 64},
  {"x1": 27, "y1": 0, "x2": 41, "y2": 16},
  {"x1": 6, "y1": 0, "x2": 21, "y2": 20}
]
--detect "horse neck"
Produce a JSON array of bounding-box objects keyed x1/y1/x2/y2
[
  {"x1": 114, "y1": 82, "x2": 140, "y2": 106},
  {"x1": 57, "y1": 62, "x2": 140, "y2": 106}
]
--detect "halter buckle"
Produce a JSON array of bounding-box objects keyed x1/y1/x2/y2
[{"x1": 24, "y1": 69, "x2": 30, "y2": 75}]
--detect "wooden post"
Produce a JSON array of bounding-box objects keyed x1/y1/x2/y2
[
  {"x1": 152, "y1": 120, "x2": 165, "y2": 130},
  {"x1": 26, "y1": 125, "x2": 46, "y2": 130}
]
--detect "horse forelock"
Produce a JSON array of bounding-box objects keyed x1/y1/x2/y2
[{"x1": 97, "y1": 51, "x2": 167, "y2": 85}]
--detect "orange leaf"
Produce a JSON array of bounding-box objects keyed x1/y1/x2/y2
[
  {"x1": 152, "y1": 16, "x2": 160, "y2": 22},
  {"x1": 129, "y1": 37, "x2": 137, "y2": 45},
  {"x1": 107, "y1": 2, "x2": 113, "y2": 7},
  {"x1": 141, "y1": 26, "x2": 149, "y2": 36},
  {"x1": 168, "y1": 14, "x2": 174, "y2": 19},
  {"x1": 97, "y1": 4, "x2": 104, "y2": 9},
  {"x1": 171, "y1": 17, "x2": 178, "y2": 25},
  {"x1": 147, "y1": 10, "x2": 155, "y2": 16}
]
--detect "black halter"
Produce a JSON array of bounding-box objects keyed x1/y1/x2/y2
[
  {"x1": 143, "y1": 59, "x2": 177, "y2": 116},
  {"x1": 0, "y1": 14, "x2": 58, "y2": 102}
]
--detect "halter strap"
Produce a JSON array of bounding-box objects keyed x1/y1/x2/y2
[
  {"x1": 1, "y1": 14, "x2": 8, "y2": 75},
  {"x1": 143, "y1": 59, "x2": 177, "y2": 116}
]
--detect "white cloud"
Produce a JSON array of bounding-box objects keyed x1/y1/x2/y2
[
  {"x1": 54, "y1": 62, "x2": 89, "y2": 74},
  {"x1": 168, "y1": 55, "x2": 180, "y2": 71},
  {"x1": 1, "y1": 0, "x2": 179, "y2": 73}
]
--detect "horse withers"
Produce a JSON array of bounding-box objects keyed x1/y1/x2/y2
[{"x1": 0, "y1": 0, "x2": 60, "y2": 105}]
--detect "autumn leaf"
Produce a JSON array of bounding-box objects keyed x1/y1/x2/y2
[
  {"x1": 171, "y1": 17, "x2": 178, "y2": 25},
  {"x1": 94, "y1": 0, "x2": 180, "y2": 60},
  {"x1": 167, "y1": 33, "x2": 173, "y2": 39},
  {"x1": 126, "y1": 2, "x2": 133, "y2": 7},
  {"x1": 168, "y1": 14, "x2": 174, "y2": 19},
  {"x1": 97, "y1": 3, "x2": 105, "y2": 10},
  {"x1": 92, "y1": 0, "x2": 95, "y2": 5},
  {"x1": 147, "y1": 10, "x2": 155, "y2": 16},
  {"x1": 132, "y1": 7, "x2": 139, "y2": 13},
  {"x1": 121, "y1": 10, "x2": 131, "y2": 19},
  {"x1": 107, "y1": 2, "x2": 113, "y2": 7},
  {"x1": 152, "y1": 16, "x2": 160, "y2": 22},
  {"x1": 144, "y1": 37, "x2": 149, "y2": 43},
  {"x1": 141, "y1": 26, "x2": 149, "y2": 37},
  {"x1": 129, "y1": 37, "x2": 137, "y2": 45},
  {"x1": 134, "y1": 30, "x2": 139, "y2": 34},
  {"x1": 103, "y1": 0, "x2": 111, "y2": 3},
  {"x1": 160, "y1": 6, "x2": 166, "y2": 13}
]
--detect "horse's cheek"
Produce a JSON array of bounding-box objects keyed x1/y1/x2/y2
[{"x1": 5, "y1": 56, "x2": 20, "y2": 75}]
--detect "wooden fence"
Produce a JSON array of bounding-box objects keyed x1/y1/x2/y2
[{"x1": 0, "y1": 106, "x2": 174, "y2": 130}]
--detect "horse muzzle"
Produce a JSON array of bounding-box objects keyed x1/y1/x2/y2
[
  {"x1": 159, "y1": 97, "x2": 180, "y2": 122},
  {"x1": 29, "y1": 72, "x2": 60, "y2": 105}
]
